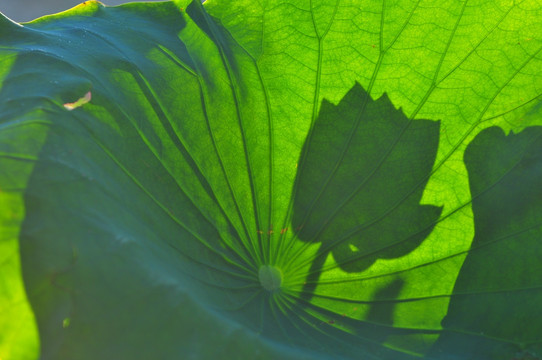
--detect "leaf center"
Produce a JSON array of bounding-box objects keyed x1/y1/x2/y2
[{"x1": 258, "y1": 265, "x2": 283, "y2": 292}]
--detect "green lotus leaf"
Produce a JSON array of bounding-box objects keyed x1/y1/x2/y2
[{"x1": 0, "y1": 0, "x2": 541, "y2": 359}]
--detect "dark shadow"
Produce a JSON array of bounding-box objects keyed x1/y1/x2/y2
[
  {"x1": 286, "y1": 82, "x2": 443, "y2": 358},
  {"x1": 0, "y1": 5, "x2": 245, "y2": 360},
  {"x1": 293, "y1": 82, "x2": 442, "y2": 298},
  {"x1": 364, "y1": 277, "x2": 405, "y2": 332},
  {"x1": 429, "y1": 126, "x2": 542, "y2": 359}
]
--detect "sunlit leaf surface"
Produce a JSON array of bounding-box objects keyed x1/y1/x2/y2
[{"x1": 0, "y1": 0, "x2": 541, "y2": 359}]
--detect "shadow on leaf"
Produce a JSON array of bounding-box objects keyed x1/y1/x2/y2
[
  {"x1": 429, "y1": 126, "x2": 542, "y2": 359},
  {"x1": 292, "y1": 82, "x2": 442, "y2": 300}
]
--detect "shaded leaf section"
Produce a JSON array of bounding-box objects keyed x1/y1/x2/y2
[
  {"x1": 283, "y1": 83, "x2": 443, "y2": 358},
  {"x1": 0, "y1": 3, "x2": 292, "y2": 359},
  {"x1": 430, "y1": 126, "x2": 542, "y2": 359},
  {"x1": 292, "y1": 82, "x2": 441, "y2": 288},
  {"x1": 0, "y1": 16, "x2": 47, "y2": 360}
]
